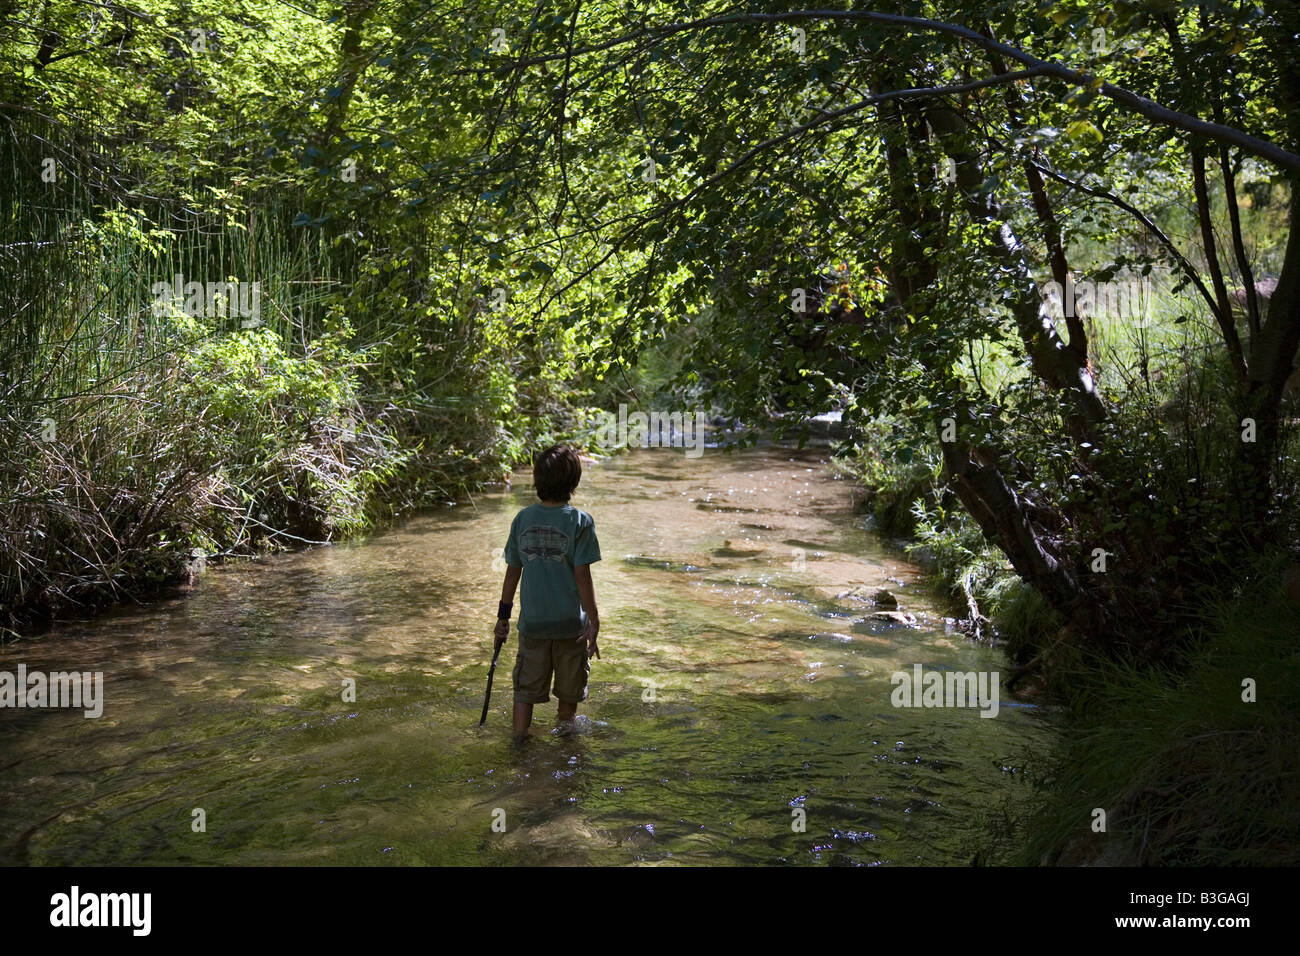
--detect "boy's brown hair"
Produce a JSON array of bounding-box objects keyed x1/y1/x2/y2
[{"x1": 533, "y1": 444, "x2": 582, "y2": 502}]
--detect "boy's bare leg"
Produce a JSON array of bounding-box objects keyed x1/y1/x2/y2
[
  {"x1": 557, "y1": 700, "x2": 577, "y2": 723},
  {"x1": 513, "y1": 702, "x2": 533, "y2": 736}
]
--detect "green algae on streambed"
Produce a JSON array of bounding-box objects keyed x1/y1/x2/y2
[{"x1": 0, "y1": 445, "x2": 1054, "y2": 865}]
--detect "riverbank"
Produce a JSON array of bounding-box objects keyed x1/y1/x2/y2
[
  {"x1": 826, "y1": 425, "x2": 1061, "y2": 669},
  {"x1": 833, "y1": 427, "x2": 1300, "y2": 866},
  {"x1": 0, "y1": 365, "x2": 505, "y2": 639},
  {"x1": 1018, "y1": 565, "x2": 1300, "y2": 865},
  {"x1": 0, "y1": 321, "x2": 596, "y2": 638}
]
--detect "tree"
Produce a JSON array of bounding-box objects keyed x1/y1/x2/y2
[{"x1": 433, "y1": 0, "x2": 1300, "y2": 656}]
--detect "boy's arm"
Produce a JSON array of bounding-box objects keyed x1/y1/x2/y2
[
  {"x1": 494, "y1": 565, "x2": 522, "y2": 648},
  {"x1": 575, "y1": 564, "x2": 600, "y2": 659}
]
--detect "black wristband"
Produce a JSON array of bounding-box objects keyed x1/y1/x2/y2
[{"x1": 497, "y1": 601, "x2": 513, "y2": 620}]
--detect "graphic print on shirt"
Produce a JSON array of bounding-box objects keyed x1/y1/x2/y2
[{"x1": 520, "y1": 524, "x2": 568, "y2": 562}]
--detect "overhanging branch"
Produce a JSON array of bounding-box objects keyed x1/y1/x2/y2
[{"x1": 487, "y1": 9, "x2": 1300, "y2": 175}]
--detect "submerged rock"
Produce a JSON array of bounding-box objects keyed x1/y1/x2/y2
[
  {"x1": 868, "y1": 610, "x2": 917, "y2": 626},
  {"x1": 871, "y1": 588, "x2": 899, "y2": 609},
  {"x1": 712, "y1": 540, "x2": 765, "y2": 558},
  {"x1": 621, "y1": 555, "x2": 710, "y2": 575}
]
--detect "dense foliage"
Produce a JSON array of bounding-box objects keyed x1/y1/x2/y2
[
  {"x1": 4, "y1": 0, "x2": 1300, "y2": 867},
  {"x1": 429, "y1": 0, "x2": 1300, "y2": 664},
  {"x1": 4, "y1": 1, "x2": 1299, "y2": 661}
]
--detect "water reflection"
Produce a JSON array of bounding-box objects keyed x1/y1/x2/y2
[{"x1": 0, "y1": 444, "x2": 1052, "y2": 865}]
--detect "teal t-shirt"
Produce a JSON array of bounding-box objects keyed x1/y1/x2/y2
[{"x1": 504, "y1": 502, "x2": 602, "y2": 638}]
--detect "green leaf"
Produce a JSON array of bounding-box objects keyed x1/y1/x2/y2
[{"x1": 1065, "y1": 119, "x2": 1104, "y2": 144}]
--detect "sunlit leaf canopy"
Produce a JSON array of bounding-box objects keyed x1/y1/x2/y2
[{"x1": 4, "y1": 0, "x2": 1300, "y2": 648}]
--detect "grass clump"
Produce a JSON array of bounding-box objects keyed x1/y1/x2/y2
[{"x1": 1017, "y1": 559, "x2": 1300, "y2": 866}]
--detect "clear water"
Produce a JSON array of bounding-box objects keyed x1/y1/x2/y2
[{"x1": 0, "y1": 444, "x2": 1053, "y2": 865}]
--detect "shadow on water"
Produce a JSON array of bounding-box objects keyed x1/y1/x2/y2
[{"x1": 0, "y1": 444, "x2": 1054, "y2": 865}]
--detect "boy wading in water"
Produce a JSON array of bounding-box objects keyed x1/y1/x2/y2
[{"x1": 494, "y1": 445, "x2": 601, "y2": 737}]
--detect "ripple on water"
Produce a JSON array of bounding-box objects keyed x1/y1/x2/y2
[{"x1": 0, "y1": 444, "x2": 1053, "y2": 866}]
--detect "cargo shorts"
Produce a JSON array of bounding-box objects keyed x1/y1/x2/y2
[{"x1": 512, "y1": 631, "x2": 590, "y2": 704}]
